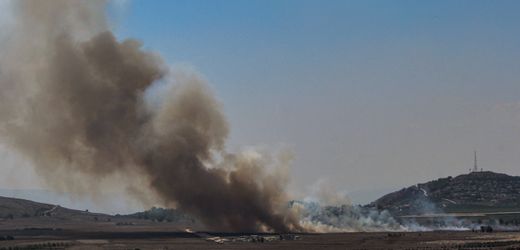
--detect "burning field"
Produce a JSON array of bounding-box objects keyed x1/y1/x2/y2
[
  {"x1": 3, "y1": 2, "x2": 520, "y2": 249},
  {"x1": 0, "y1": 0, "x2": 435, "y2": 235},
  {"x1": 0, "y1": 0, "x2": 301, "y2": 233}
]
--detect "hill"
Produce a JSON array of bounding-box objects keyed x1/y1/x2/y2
[
  {"x1": 0, "y1": 196, "x2": 107, "y2": 219},
  {"x1": 370, "y1": 171, "x2": 520, "y2": 216},
  {"x1": 0, "y1": 196, "x2": 197, "y2": 223}
]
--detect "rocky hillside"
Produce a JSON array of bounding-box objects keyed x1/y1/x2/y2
[{"x1": 370, "y1": 171, "x2": 520, "y2": 215}]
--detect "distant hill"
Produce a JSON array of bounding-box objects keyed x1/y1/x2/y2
[
  {"x1": 0, "y1": 196, "x2": 53, "y2": 218},
  {"x1": 370, "y1": 171, "x2": 520, "y2": 215},
  {"x1": 0, "y1": 196, "x2": 106, "y2": 219},
  {"x1": 0, "y1": 196, "x2": 197, "y2": 223},
  {"x1": 0, "y1": 188, "x2": 142, "y2": 215}
]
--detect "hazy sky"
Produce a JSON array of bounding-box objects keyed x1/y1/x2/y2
[{"x1": 2, "y1": 0, "x2": 520, "y2": 209}]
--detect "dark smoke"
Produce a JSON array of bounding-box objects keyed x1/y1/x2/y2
[{"x1": 0, "y1": 0, "x2": 301, "y2": 232}]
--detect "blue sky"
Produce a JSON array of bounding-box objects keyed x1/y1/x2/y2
[{"x1": 105, "y1": 0, "x2": 520, "y2": 203}]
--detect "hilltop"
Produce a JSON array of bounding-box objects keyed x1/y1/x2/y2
[{"x1": 370, "y1": 171, "x2": 520, "y2": 215}]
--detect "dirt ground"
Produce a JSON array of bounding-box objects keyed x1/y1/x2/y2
[{"x1": 1, "y1": 218, "x2": 520, "y2": 249}]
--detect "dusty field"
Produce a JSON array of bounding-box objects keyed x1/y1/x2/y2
[
  {"x1": 4, "y1": 230, "x2": 520, "y2": 250},
  {"x1": 1, "y1": 218, "x2": 520, "y2": 249},
  {"x1": 0, "y1": 217, "x2": 520, "y2": 250}
]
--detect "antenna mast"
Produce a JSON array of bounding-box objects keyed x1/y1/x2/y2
[{"x1": 473, "y1": 150, "x2": 478, "y2": 172}]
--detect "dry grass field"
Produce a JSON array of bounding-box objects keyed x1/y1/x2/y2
[{"x1": 1, "y1": 216, "x2": 520, "y2": 250}]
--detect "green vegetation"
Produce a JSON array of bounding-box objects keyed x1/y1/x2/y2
[{"x1": 129, "y1": 207, "x2": 195, "y2": 223}]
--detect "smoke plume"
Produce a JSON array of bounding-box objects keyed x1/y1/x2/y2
[{"x1": 0, "y1": 0, "x2": 300, "y2": 232}]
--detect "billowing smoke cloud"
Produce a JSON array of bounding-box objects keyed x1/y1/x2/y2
[{"x1": 0, "y1": 0, "x2": 300, "y2": 232}]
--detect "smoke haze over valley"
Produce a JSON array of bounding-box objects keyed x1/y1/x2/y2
[{"x1": 1, "y1": 0, "x2": 520, "y2": 235}]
